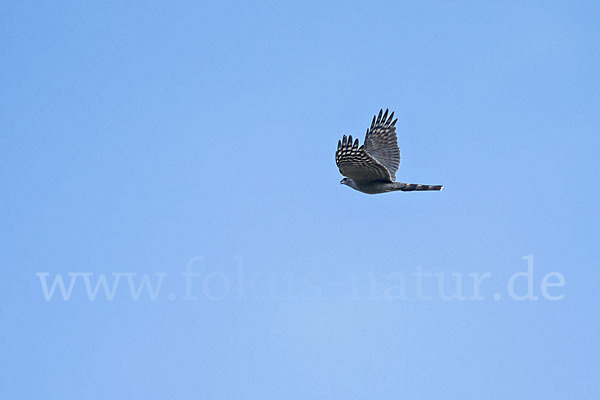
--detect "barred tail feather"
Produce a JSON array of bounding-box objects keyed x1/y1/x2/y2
[{"x1": 395, "y1": 182, "x2": 443, "y2": 192}]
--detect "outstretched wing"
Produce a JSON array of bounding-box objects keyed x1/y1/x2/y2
[
  {"x1": 363, "y1": 109, "x2": 400, "y2": 180},
  {"x1": 336, "y1": 134, "x2": 393, "y2": 184}
]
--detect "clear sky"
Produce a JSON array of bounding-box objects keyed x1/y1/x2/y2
[{"x1": 1, "y1": 1, "x2": 599, "y2": 399}]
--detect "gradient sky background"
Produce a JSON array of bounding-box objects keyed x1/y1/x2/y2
[{"x1": 1, "y1": 1, "x2": 599, "y2": 399}]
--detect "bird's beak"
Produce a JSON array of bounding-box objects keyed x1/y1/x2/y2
[{"x1": 340, "y1": 179, "x2": 344, "y2": 184}]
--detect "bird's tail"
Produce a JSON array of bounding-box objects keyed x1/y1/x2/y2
[{"x1": 394, "y1": 182, "x2": 443, "y2": 192}]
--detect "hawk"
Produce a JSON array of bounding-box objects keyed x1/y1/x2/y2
[{"x1": 336, "y1": 109, "x2": 443, "y2": 194}]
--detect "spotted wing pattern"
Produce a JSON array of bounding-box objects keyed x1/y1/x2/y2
[
  {"x1": 336, "y1": 134, "x2": 393, "y2": 184},
  {"x1": 363, "y1": 109, "x2": 400, "y2": 180}
]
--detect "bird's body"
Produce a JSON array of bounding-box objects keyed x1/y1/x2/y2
[
  {"x1": 342, "y1": 179, "x2": 443, "y2": 194},
  {"x1": 336, "y1": 109, "x2": 443, "y2": 195}
]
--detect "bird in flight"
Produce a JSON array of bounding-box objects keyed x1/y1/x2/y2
[{"x1": 336, "y1": 109, "x2": 443, "y2": 194}]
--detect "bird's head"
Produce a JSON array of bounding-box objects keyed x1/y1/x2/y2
[{"x1": 340, "y1": 177, "x2": 353, "y2": 187}]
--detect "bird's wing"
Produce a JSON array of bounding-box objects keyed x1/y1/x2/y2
[
  {"x1": 363, "y1": 109, "x2": 400, "y2": 181},
  {"x1": 336, "y1": 134, "x2": 393, "y2": 184}
]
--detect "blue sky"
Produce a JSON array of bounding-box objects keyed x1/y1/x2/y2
[{"x1": 1, "y1": 1, "x2": 599, "y2": 399}]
